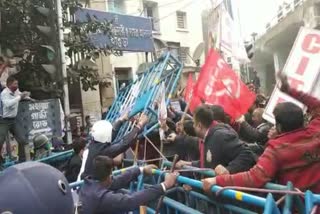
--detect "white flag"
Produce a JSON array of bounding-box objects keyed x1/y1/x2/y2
[
  {"x1": 158, "y1": 82, "x2": 167, "y2": 122},
  {"x1": 219, "y1": 5, "x2": 250, "y2": 63},
  {"x1": 158, "y1": 83, "x2": 167, "y2": 141}
]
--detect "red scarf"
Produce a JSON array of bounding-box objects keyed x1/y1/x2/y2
[{"x1": 198, "y1": 121, "x2": 218, "y2": 168}]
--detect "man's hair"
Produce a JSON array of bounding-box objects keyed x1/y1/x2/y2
[
  {"x1": 255, "y1": 94, "x2": 267, "y2": 107},
  {"x1": 273, "y1": 102, "x2": 304, "y2": 132},
  {"x1": 253, "y1": 108, "x2": 264, "y2": 117},
  {"x1": 0, "y1": 56, "x2": 4, "y2": 63},
  {"x1": 72, "y1": 138, "x2": 86, "y2": 154},
  {"x1": 193, "y1": 105, "x2": 214, "y2": 128},
  {"x1": 209, "y1": 105, "x2": 226, "y2": 122},
  {"x1": 6, "y1": 76, "x2": 17, "y2": 86},
  {"x1": 92, "y1": 156, "x2": 114, "y2": 181},
  {"x1": 183, "y1": 120, "x2": 196, "y2": 136}
]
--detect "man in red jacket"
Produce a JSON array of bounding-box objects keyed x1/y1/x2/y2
[{"x1": 203, "y1": 74, "x2": 320, "y2": 193}]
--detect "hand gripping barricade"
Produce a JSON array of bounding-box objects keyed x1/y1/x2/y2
[
  {"x1": 70, "y1": 162, "x2": 320, "y2": 214},
  {"x1": 105, "y1": 52, "x2": 183, "y2": 142}
]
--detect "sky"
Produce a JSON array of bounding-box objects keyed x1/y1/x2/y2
[{"x1": 236, "y1": 0, "x2": 281, "y2": 41}]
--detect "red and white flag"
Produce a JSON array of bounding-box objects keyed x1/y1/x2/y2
[
  {"x1": 193, "y1": 49, "x2": 256, "y2": 119},
  {"x1": 184, "y1": 73, "x2": 194, "y2": 103}
]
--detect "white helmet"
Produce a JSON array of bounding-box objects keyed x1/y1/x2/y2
[{"x1": 90, "y1": 120, "x2": 113, "y2": 143}]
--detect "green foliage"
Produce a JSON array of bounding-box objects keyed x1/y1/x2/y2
[{"x1": 0, "y1": 0, "x2": 116, "y2": 99}]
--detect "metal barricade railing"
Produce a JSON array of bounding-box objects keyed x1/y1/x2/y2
[
  {"x1": 105, "y1": 52, "x2": 183, "y2": 142},
  {"x1": 69, "y1": 166, "x2": 320, "y2": 214},
  {"x1": 161, "y1": 161, "x2": 310, "y2": 213},
  {"x1": 2, "y1": 149, "x2": 74, "y2": 169}
]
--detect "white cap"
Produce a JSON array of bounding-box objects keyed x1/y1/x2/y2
[{"x1": 90, "y1": 120, "x2": 113, "y2": 143}]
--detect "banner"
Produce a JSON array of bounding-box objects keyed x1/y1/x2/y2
[
  {"x1": 15, "y1": 99, "x2": 63, "y2": 143},
  {"x1": 193, "y1": 49, "x2": 255, "y2": 119},
  {"x1": 263, "y1": 27, "x2": 320, "y2": 124}
]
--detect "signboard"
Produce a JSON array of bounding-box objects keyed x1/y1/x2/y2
[
  {"x1": 263, "y1": 27, "x2": 320, "y2": 124},
  {"x1": 74, "y1": 9, "x2": 154, "y2": 52},
  {"x1": 170, "y1": 101, "x2": 182, "y2": 112},
  {"x1": 15, "y1": 99, "x2": 63, "y2": 143}
]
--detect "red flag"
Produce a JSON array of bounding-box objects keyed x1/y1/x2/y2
[
  {"x1": 189, "y1": 95, "x2": 203, "y2": 113},
  {"x1": 184, "y1": 73, "x2": 194, "y2": 103},
  {"x1": 193, "y1": 49, "x2": 256, "y2": 119}
]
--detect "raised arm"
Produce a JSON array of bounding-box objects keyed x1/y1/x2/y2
[{"x1": 279, "y1": 74, "x2": 320, "y2": 126}]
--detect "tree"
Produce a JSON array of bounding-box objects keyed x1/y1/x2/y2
[{"x1": 0, "y1": 0, "x2": 118, "y2": 99}]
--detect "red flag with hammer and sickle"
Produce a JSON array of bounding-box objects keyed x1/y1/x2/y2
[{"x1": 192, "y1": 49, "x2": 256, "y2": 119}]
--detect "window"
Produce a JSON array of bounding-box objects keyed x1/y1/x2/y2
[
  {"x1": 179, "y1": 47, "x2": 190, "y2": 64},
  {"x1": 143, "y1": 1, "x2": 160, "y2": 32},
  {"x1": 176, "y1": 11, "x2": 187, "y2": 29},
  {"x1": 167, "y1": 42, "x2": 180, "y2": 58},
  {"x1": 108, "y1": 0, "x2": 125, "y2": 13},
  {"x1": 314, "y1": 2, "x2": 320, "y2": 16}
]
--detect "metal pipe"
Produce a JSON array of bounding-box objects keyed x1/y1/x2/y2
[
  {"x1": 163, "y1": 161, "x2": 216, "y2": 177},
  {"x1": 155, "y1": 154, "x2": 179, "y2": 214},
  {"x1": 56, "y1": 0, "x2": 72, "y2": 144},
  {"x1": 69, "y1": 165, "x2": 137, "y2": 188},
  {"x1": 152, "y1": 169, "x2": 267, "y2": 208},
  {"x1": 187, "y1": 189, "x2": 257, "y2": 214},
  {"x1": 162, "y1": 197, "x2": 203, "y2": 214},
  {"x1": 162, "y1": 161, "x2": 289, "y2": 190}
]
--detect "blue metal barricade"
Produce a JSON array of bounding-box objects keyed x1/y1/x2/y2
[
  {"x1": 305, "y1": 190, "x2": 320, "y2": 213},
  {"x1": 2, "y1": 150, "x2": 74, "y2": 169},
  {"x1": 69, "y1": 166, "x2": 320, "y2": 214},
  {"x1": 105, "y1": 52, "x2": 183, "y2": 142}
]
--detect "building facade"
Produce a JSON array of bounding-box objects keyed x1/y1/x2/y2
[
  {"x1": 74, "y1": 0, "x2": 211, "y2": 122},
  {"x1": 250, "y1": 0, "x2": 320, "y2": 95}
]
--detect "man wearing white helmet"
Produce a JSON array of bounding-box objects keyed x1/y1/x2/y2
[{"x1": 79, "y1": 113, "x2": 149, "y2": 179}]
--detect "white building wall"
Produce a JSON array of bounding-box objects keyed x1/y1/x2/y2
[
  {"x1": 108, "y1": 0, "x2": 210, "y2": 92},
  {"x1": 80, "y1": 0, "x2": 211, "y2": 115}
]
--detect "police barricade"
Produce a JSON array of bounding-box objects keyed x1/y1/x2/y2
[
  {"x1": 160, "y1": 162, "x2": 320, "y2": 214},
  {"x1": 3, "y1": 150, "x2": 74, "y2": 169},
  {"x1": 105, "y1": 52, "x2": 183, "y2": 142},
  {"x1": 161, "y1": 161, "x2": 309, "y2": 214},
  {"x1": 69, "y1": 165, "x2": 320, "y2": 214}
]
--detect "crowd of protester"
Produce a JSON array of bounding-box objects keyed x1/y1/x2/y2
[{"x1": 1, "y1": 74, "x2": 320, "y2": 214}]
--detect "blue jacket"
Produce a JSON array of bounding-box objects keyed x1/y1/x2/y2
[{"x1": 79, "y1": 167, "x2": 164, "y2": 214}]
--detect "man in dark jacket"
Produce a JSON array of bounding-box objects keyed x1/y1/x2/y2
[
  {"x1": 64, "y1": 138, "x2": 86, "y2": 183},
  {"x1": 168, "y1": 105, "x2": 255, "y2": 174},
  {"x1": 237, "y1": 108, "x2": 272, "y2": 156},
  {"x1": 79, "y1": 156, "x2": 177, "y2": 214},
  {"x1": 79, "y1": 113, "x2": 148, "y2": 180}
]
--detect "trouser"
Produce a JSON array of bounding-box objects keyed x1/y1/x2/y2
[{"x1": 0, "y1": 118, "x2": 26, "y2": 164}]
